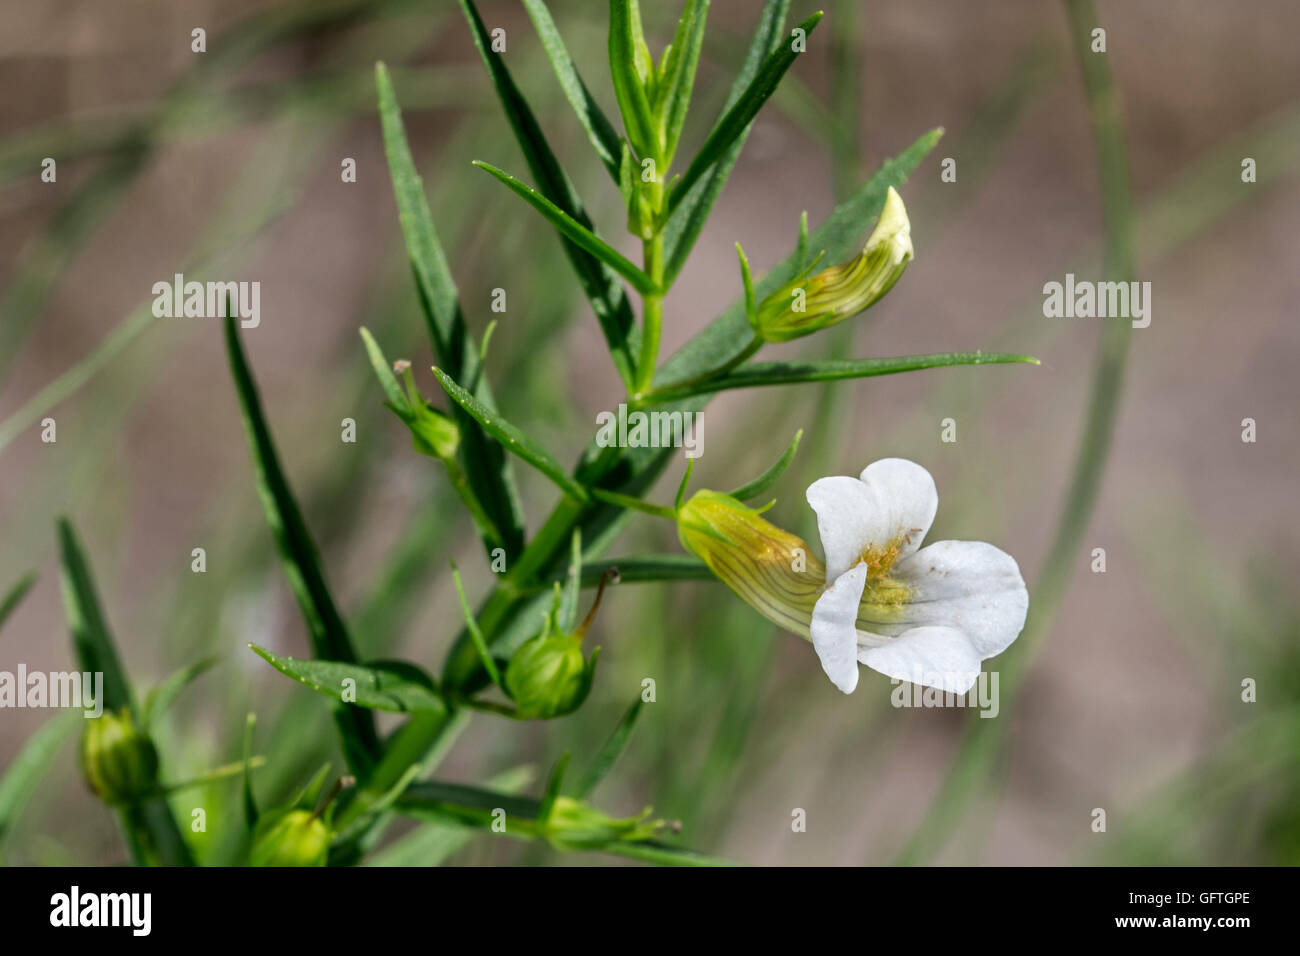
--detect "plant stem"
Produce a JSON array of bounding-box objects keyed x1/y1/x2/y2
[
  {"x1": 634, "y1": 232, "x2": 665, "y2": 397},
  {"x1": 893, "y1": 0, "x2": 1137, "y2": 865}
]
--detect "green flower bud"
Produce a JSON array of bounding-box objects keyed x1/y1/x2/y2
[
  {"x1": 504, "y1": 570, "x2": 615, "y2": 720},
  {"x1": 393, "y1": 361, "x2": 460, "y2": 460},
  {"x1": 751, "y1": 186, "x2": 913, "y2": 343},
  {"x1": 543, "y1": 796, "x2": 665, "y2": 851},
  {"x1": 249, "y1": 809, "x2": 330, "y2": 867},
  {"x1": 80, "y1": 708, "x2": 159, "y2": 806}
]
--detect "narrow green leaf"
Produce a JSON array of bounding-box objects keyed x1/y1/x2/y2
[
  {"x1": 0, "y1": 711, "x2": 77, "y2": 854},
  {"x1": 657, "y1": 0, "x2": 709, "y2": 165},
  {"x1": 520, "y1": 0, "x2": 623, "y2": 180},
  {"x1": 662, "y1": 0, "x2": 793, "y2": 280},
  {"x1": 56, "y1": 519, "x2": 132, "y2": 713},
  {"x1": 650, "y1": 352, "x2": 1039, "y2": 402},
  {"x1": 376, "y1": 62, "x2": 526, "y2": 559},
  {"x1": 575, "y1": 699, "x2": 644, "y2": 798},
  {"x1": 359, "y1": 326, "x2": 406, "y2": 410},
  {"x1": 432, "y1": 365, "x2": 590, "y2": 503},
  {"x1": 224, "y1": 316, "x2": 380, "y2": 773},
  {"x1": 667, "y1": 10, "x2": 824, "y2": 214},
  {"x1": 526, "y1": 555, "x2": 713, "y2": 594},
  {"x1": 472, "y1": 161, "x2": 657, "y2": 295},
  {"x1": 0, "y1": 571, "x2": 36, "y2": 635},
  {"x1": 450, "y1": 561, "x2": 505, "y2": 691},
  {"x1": 460, "y1": 0, "x2": 638, "y2": 388},
  {"x1": 142, "y1": 656, "x2": 217, "y2": 729},
  {"x1": 609, "y1": 0, "x2": 658, "y2": 156},
  {"x1": 249, "y1": 645, "x2": 447, "y2": 716},
  {"x1": 600, "y1": 839, "x2": 737, "y2": 866},
  {"x1": 657, "y1": 127, "x2": 946, "y2": 389},
  {"x1": 727, "y1": 428, "x2": 802, "y2": 500}
]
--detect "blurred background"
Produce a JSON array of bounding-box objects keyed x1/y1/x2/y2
[{"x1": 1, "y1": 0, "x2": 1297, "y2": 865}]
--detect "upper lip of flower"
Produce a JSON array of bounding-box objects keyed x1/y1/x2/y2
[{"x1": 805, "y1": 458, "x2": 1029, "y2": 695}]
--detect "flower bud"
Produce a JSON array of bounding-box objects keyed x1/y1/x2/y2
[
  {"x1": 503, "y1": 570, "x2": 616, "y2": 720},
  {"x1": 543, "y1": 796, "x2": 664, "y2": 851},
  {"x1": 393, "y1": 360, "x2": 460, "y2": 460},
  {"x1": 249, "y1": 809, "x2": 330, "y2": 867},
  {"x1": 80, "y1": 708, "x2": 159, "y2": 806},
  {"x1": 751, "y1": 187, "x2": 913, "y2": 343},
  {"x1": 676, "y1": 490, "x2": 824, "y2": 637},
  {"x1": 504, "y1": 634, "x2": 596, "y2": 720}
]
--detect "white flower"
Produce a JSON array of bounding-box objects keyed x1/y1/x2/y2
[{"x1": 805, "y1": 458, "x2": 1028, "y2": 695}]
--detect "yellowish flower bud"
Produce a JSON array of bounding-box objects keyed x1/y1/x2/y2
[
  {"x1": 752, "y1": 187, "x2": 913, "y2": 343},
  {"x1": 249, "y1": 809, "x2": 330, "y2": 867}
]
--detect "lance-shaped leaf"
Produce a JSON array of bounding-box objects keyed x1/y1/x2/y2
[
  {"x1": 656, "y1": 127, "x2": 946, "y2": 390},
  {"x1": 647, "y1": 352, "x2": 1040, "y2": 402},
  {"x1": 471, "y1": 161, "x2": 657, "y2": 295},
  {"x1": 727, "y1": 428, "x2": 802, "y2": 501},
  {"x1": 460, "y1": 0, "x2": 638, "y2": 388},
  {"x1": 57, "y1": 520, "x2": 132, "y2": 714},
  {"x1": 575, "y1": 699, "x2": 643, "y2": 799},
  {"x1": 655, "y1": 0, "x2": 709, "y2": 167},
  {"x1": 609, "y1": 0, "x2": 658, "y2": 158},
  {"x1": 376, "y1": 62, "x2": 525, "y2": 559},
  {"x1": 250, "y1": 646, "x2": 448, "y2": 716},
  {"x1": 225, "y1": 316, "x2": 381, "y2": 774},
  {"x1": 521, "y1": 0, "x2": 622, "y2": 181},
  {"x1": 666, "y1": 10, "x2": 824, "y2": 215},
  {"x1": 0, "y1": 571, "x2": 36, "y2": 635},
  {"x1": 663, "y1": 0, "x2": 792, "y2": 281},
  {"x1": 432, "y1": 366, "x2": 590, "y2": 503}
]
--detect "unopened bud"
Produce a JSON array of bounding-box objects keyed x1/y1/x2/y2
[{"x1": 80, "y1": 708, "x2": 159, "y2": 806}]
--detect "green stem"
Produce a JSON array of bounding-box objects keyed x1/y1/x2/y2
[
  {"x1": 634, "y1": 232, "x2": 665, "y2": 397},
  {"x1": 635, "y1": 333, "x2": 762, "y2": 407},
  {"x1": 893, "y1": 0, "x2": 1137, "y2": 865}
]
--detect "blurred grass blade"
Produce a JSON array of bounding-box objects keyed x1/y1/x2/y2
[
  {"x1": 538, "y1": 753, "x2": 570, "y2": 822},
  {"x1": 521, "y1": 0, "x2": 623, "y2": 180},
  {"x1": 461, "y1": 0, "x2": 639, "y2": 387},
  {"x1": 0, "y1": 711, "x2": 78, "y2": 856},
  {"x1": 142, "y1": 656, "x2": 217, "y2": 729},
  {"x1": 471, "y1": 161, "x2": 657, "y2": 295},
  {"x1": 433, "y1": 366, "x2": 590, "y2": 502},
  {"x1": 609, "y1": 0, "x2": 657, "y2": 157},
  {"x1": 658, "y1": 127, "x2": 944, "y2": 389},
  {"x1": 656, "y1": 0, "x2": 709, "y2": 165},
  {"x1": 662, "y1": 0, "x2": 789, "y2": 281},
  {"x1": 249, "y1": 645, "x2": 447, "y2": 716},
  {"x1": 649, "y1": 352, "x2": 1039, "y2": 402},
  {"x1": 576, "y1": 699, "x2": 644, "y2": 798},
  {"x1": 224, "y1": 316, "x2": 380, "y2": 774},
  {"x1": 0, "y1": 571, "x2": 37, "y2": 634},
  {"x1": 242, "y1": 713, "x2": 258, "y2": 830},
  {"x1": 376, "y1": 62, "x2": 526, "y2": 559},
  {"x1": 726, "y1": 428, "x2": 802, "y2": 501},
  {"x1": 667, "y1": 10, "x2": 823, "y2": 215},
  {"x1": 599, "y1": 840, "x2": 736, "y2": 866},
  {"x1": 560, "y1": 530, "x2": 583, "y2": 632},
  {"x1": 56, "y1": 519, "x2": 133, "y2": 713}
]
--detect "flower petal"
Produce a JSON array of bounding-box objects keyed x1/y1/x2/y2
[
  {"x1": 857, "y1": 626, "x2": 981, "y2": 693},
  {"x1": 892, "y1": 540, "x2": 1028, "y2": 659},
  {"x1": 856, "y1": 458, "x2": 938, "y2": 560},
  {"x1": 805, "y1": 459, "x2": 938, "y2": 583},
  {"x1": 810, "y1": 563, "x2": 867, "y2": 694}
]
